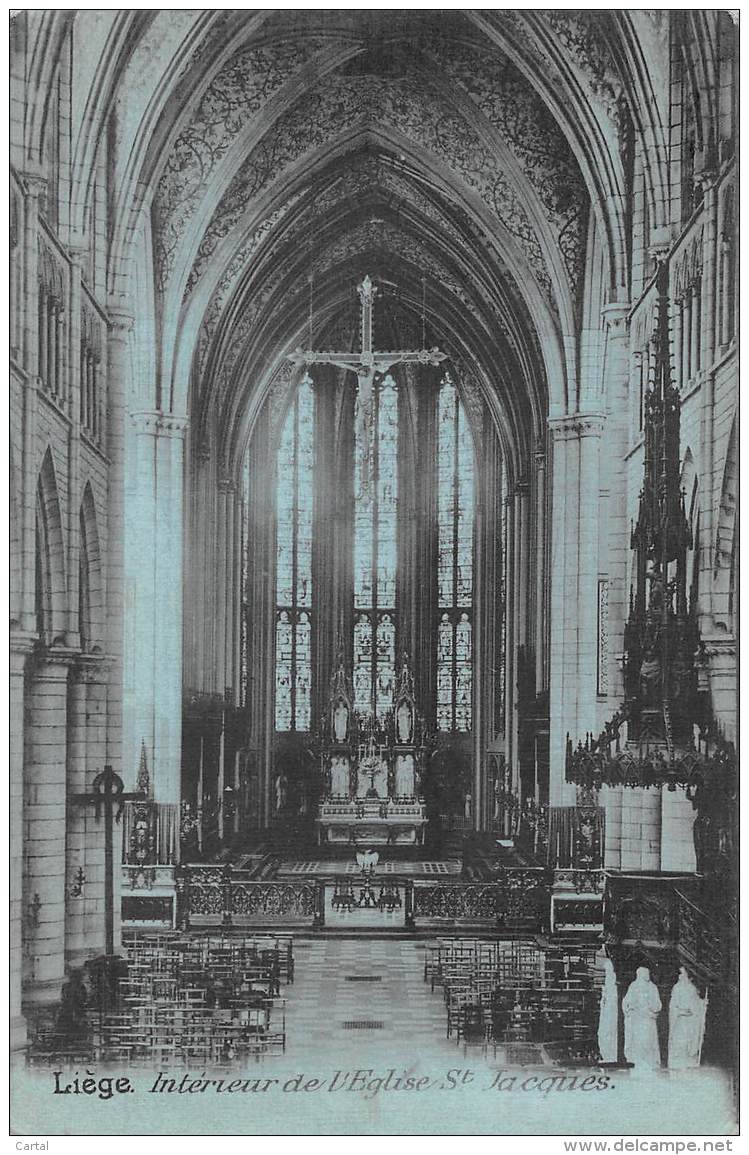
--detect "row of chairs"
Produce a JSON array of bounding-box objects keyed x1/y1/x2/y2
[
  {"x1": 427, "y1": 938, "x2": 603, "y2": 1064},
  {"x1": 124, "y1": 931, "x2": 295, "y2": 984},
  {"x1": 95, "y1": 999, "x2": 286, "y2": 1065}
]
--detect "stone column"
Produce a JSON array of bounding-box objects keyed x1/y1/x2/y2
[
  {"x1": 23, "y1": 648, "x2": 74, "y2": 1004},
  {"x1": 601, "y1": 785, "x2": 623, "y2": 870},
  {"x1": 660, "y1": 787, "x2": 697, "y2": 872},
  {"x1": 19, "y1": 171, "x2": 46, "y2": 633},
  {"x1": 702, "y1": 636, "x2": 737, "y2": 742},
  {"x1": 65, "y1": 246, "x2": 87, "y2": 652},
  {"x1": 105, "y1": 309, "x2": 134, "y2": 782},
  {"x1": 125, "y1": 410, "x2": 187, "y2": 805},
  {"x1": 153, "y1": 414, "x2": 188, "y2": 805},
  {"x1": 64, "y1": 657, "x2": 107, "y2": 969},
  {"x1": 599, "y1": 304, "x2": 631, "y2": 719},
  {"x1": 620, "y1": 787, "x2": 662, "y2": 871},
  {"x1": 534, "y1": 442, "x2": 548, "y2": 695},
  {"x1": 10, "y1": 634, "x2": 34, "y2": 1047},
  {"x1": 547, "y1": 414, "x2": 604, "y2": 805},
  {"x1": 214, "y1": 478, "x2": 229, "y2": 696},
  {"x1": 511, "y1": 480, "x2": 530, "y2": 807}
]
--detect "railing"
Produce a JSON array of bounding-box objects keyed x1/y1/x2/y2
[
  {"x1": 411, "y1": 868, "x2": 552, "y2": 930},
  {"x1": 602, "y1": 873, "x2": 687, "y2": 945},
  {"x1": 675, "y1": 889, "x2": 736, "y2": 985},
  {"x1": 175, "y1": 864, "x2": 323, "y2": 930}
]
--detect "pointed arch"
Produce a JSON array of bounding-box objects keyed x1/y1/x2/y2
[
  {"x1": 79, "y1": 482, "x2": 104, "y2": 651},
  {"x1": 35, "y1": 446, "x2": 66, "y2": 641}
]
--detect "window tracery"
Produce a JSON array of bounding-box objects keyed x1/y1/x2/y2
[
  {"x1": 436, "y1": 372, "x2": 475, "y2": 732},
  {"x1": 274, "y1": 374, "x2": 314, "y2": 730}
]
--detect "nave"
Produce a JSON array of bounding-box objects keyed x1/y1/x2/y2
[{"x1": 10, "y1": 15, "x2": 737, "y2": 1137}]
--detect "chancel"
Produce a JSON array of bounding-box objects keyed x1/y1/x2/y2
[
  {"x1": 317, "y1": 653, "x2": 428, "y2": 846},
  {"x1": 9, "y1": 9, "x2": 738, "y2": 1126}
]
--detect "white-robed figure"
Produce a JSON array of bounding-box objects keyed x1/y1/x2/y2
[
  {"x1": 668, "y1": 968, "x2": 707, "y2": 1070},
  {"x1": 597, "y1": 958, "x2": 619, "y2": 1063},
  {"x1": 330, "y1": 755, "x2": 350, "y2": 797},
  {"x1": 623, "y1": 967, "x2": 662, "y2": 1070}
]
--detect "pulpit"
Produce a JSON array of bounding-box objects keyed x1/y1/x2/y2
[{"x1": 316, "y1": 655, "x2": 428, "y2": 846}]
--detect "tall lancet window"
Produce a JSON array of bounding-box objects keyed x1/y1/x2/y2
[
  {"x1": 437, "y1": 372, "x2": 475, "y2": 731},
  {"x1": 274, "y1": 374, "x2": 314, "y2": 731},
  {"x1": 353, "y1": 373, "x2": 398, "y2": 717}
]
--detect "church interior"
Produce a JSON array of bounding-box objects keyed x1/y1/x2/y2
[{"x1": 10, "y1": 9, "x2": 737, "y2": 1113}]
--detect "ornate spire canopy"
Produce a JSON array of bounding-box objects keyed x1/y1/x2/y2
[{"x1": 566, "y1": 262, "x2": 734, "y2": 796}]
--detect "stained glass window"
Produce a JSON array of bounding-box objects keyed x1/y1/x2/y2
[
  {"x1": 274, "y1": 374, "x2": 314, "y2": 730},
  {"x1": 353, "y1": 374, "x2": 398, "y2": 717},
  {"x1": 437, "y1": 373, "x2": 475, "y2": 731}
]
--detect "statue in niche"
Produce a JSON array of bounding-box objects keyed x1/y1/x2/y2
[
  {"x1": 668, "y1": 968, "x2": 707, "y2": 1070},
  {"x1": 274, "y1": 772, "x2": 288, "y2": 813},
  {"x1": 396, "y1": 698, "x2": 413, "y2": 745},
  {"x1": 330, "y1": 755, "x2": 350, "y2": 798},
  {"x1": 622, "y1": 967, "x2": 662, "y2": 1070},
  {"x1": 597, "y1": 958, "x2": 619, "y2": 1063},
  {"x1": 395, "y1": 753, "x2": 415, "y2": 798},
  {"x1": 333, "y1": 698, "x2": 349, "y2": 744},
  {"x1": 639, "y1": 645, "x2": 663, "y2": 707}
]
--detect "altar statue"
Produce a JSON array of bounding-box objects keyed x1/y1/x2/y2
[
  {"x1": 333, "y1": 699, "x2": 349, "y2": 744},
  {"x1": 622, "y1": 967, "x2": 662, "y2": 1070},
  {"x1": 396, "y1": 699, "x2": 413, "y2": 744},
  {"x1": 668, "y1": 968, "x2": 707, "y2": 1070},
  {"x1": 330, "y1": 755, "x2": 350, "y2": 797},
  {"x1": 597, "y1": 958, "x2": 619, "y2": 1063},
  {"x1": 395, "y1": 753, "x2": 415, "y2": 797}
]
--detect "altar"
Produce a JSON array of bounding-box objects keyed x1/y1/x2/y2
[{"x1": 316, "y1": 655, "x2": 428, "y2": 847}]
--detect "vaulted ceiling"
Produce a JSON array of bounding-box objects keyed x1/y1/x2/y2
[{"x1": 29, "y1": 10, "x2": 678, "y2": 475}]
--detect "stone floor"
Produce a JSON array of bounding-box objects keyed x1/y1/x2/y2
[{"x1": 281, "y1": 937, "x2": 454, "y2": 1063}]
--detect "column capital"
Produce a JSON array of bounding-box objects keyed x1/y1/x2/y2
[
  {"x1": 17, "y1": 167, "x2": 47, "y2": 199},
  {"x1": 647, "y1": 225, "x2": 673, "y2": 266},
  {"x1": 547, "y1": 413, "x2": 605, "y2": 441},
  {"x1": 27, "y1": 644, "x2": 80, "y2": 680},
  {"x1": 72, "y1": 653, "x2": 110, "y2": 684},
  {"x1": 601, "y1": 301, "x2": 630, "y2": 331},
  {"x1": 10, "y1": 631, "x2": 37, "y2": 675},
  {"x1": 107, "y1": 307, "x2": 135, "y2": 335},
  {"x1": 67, "y1": 242, "x2": 89, "y2": 271}
]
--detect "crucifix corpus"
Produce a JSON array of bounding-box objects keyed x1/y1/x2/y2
[
  {"x1": 288, "y1": 275, "x2": 446, "y2": 488},
  {"x1": 69, "y1": 765, "x2": 145, "y2": 956}
]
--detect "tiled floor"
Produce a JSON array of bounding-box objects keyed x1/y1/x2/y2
[{"x1": 282, "y1": 938, "x2": 455, "y2": 1063}]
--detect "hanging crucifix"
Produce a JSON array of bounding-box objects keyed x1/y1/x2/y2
[
  {"x1": 69, "y1": 766, "x2": 145, "y2": 956},
  {"x1": 288, "y1": 275, "x2": 446, "y2": 489}
]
